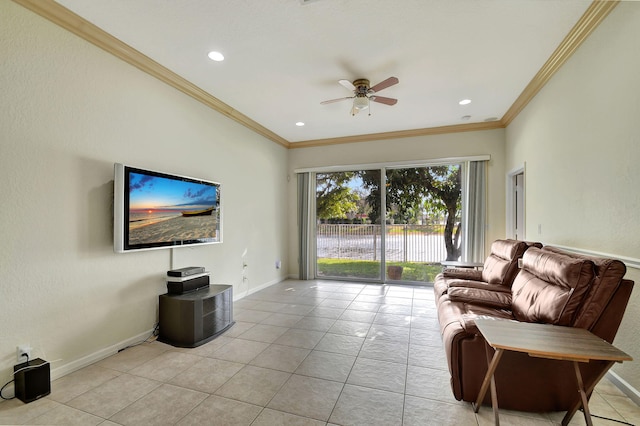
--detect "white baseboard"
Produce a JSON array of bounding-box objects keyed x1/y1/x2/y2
[
  {"x1": 607, "y1": 371, "x2": 640, "y2": 406},
  {"x1": 0, "y1": 329, "x2": 154, "y2": 399},
  {"x1": 50, "y1": 329, "x2": 154, "y2": 381},
  {"x1": 233, "y1": 276, "x2": 286, "y2": 301},
  {"x1": 42, "y1": 278, "x2": 288, "y2": 382},
  {"x1": 46, "y1": 278, "x2": 287, "y2": 383}
]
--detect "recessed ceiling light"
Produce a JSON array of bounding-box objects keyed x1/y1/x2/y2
[
  {"x1": 207, "y1": 51, "x2": 225, "y2": 62},
  {"x1": 296, "y1": 122, "x2": 305, "y2": 127},
  {"x1": 461, "y1": 115, "x2": 471, "y2": 121},
  {"x1": 459, "y1": 99, "x2": 472, "y2": 105}
]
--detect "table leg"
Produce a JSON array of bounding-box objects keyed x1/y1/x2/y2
[
  {"x1": 489, "y1": 366, "x2": 500, "y2": 426},
  {"x1": 561, "y1": 360, "x2": 615, "y2": 426},
  {"x1": 574, "y1": 361, "x2": 593, "y2": 426},
  {"x1": 473, "y1": 346, "x2": 503, "y2": 426}
]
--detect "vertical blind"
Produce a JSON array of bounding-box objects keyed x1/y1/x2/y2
[
  {"x1": 464, "y1": 160, "x2": 487, "y2": 263},
  {"x1": 297, "y1": 173, "x2": 314, "y2": 279}
]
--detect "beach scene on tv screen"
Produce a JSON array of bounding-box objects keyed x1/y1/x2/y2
[{"x1": 128, "y1": 172, "x2": 220, "y2": 245}]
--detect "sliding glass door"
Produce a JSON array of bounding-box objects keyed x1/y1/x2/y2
[
  {"x1": 315, "y1": 170, "x2": 381, "y2": 280},
  {"x1": 307, "y1": 160, "x2": 481, "y2": 284},
  {"x1": 384, "y1": 165, "x2": 462, "y2": 283}
]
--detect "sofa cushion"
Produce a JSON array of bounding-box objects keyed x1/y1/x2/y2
[
  {"x1": 541, "y1": 246, "x2": 626, "y2": 330},
  {"x1": 447, "y1": 287, "x2": 512, "y2": 310},
  {"x1": 447, "y1": 280, "x2": 512, "y2": 293},
  {"x1": 442, "y1": 268, "x2": 483, "y2": 281},
  {"x1": 511, "y1": 247, "x2": 595, "y2": 326},
  {"x1": 481, "y1": 239, "x2": 528, "y2": 286}
]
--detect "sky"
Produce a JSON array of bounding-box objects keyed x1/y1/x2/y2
[{"x1": 129, "y1": 172, "x2": 217, "y2": 211}]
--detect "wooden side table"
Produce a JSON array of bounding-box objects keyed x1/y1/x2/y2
[{"x1": 473, "y1": 318, "x2": 631, "y2": 426}]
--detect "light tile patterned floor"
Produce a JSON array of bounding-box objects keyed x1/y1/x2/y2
[{"x1": 1, "y1": 279, "x2": 638, "y2": 425}]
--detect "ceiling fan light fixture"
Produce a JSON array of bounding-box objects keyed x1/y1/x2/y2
[
  {"x1": 321, "y1": 76, "x2": 398, "y2": 115},
  {"x1": 353, "y1": 96, "x2": 369, "y2": 110}
]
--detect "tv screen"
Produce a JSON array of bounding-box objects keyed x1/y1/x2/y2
[{"x1": 114, "y1": 163, "x2": 222, "y2": 253}]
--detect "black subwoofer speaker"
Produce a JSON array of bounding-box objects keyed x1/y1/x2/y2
[
  {"x1": 14, "y1": 358, "x2": 50, "y2": 403},
  {"x1": 167, "y1": 275, "x2": 210, "y2": 295}
]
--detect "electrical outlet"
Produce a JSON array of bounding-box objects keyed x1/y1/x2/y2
[
  {"x1": 16, "y1": 345, "x2": 32, "y2": 364},
  {"x1": 275, "y1": 260, "x2": 281, "y2": 269}
]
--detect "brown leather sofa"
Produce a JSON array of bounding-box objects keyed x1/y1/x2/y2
[
  {"x1": 434, "y1": 244, "x2": 633, "y2": 412},
  {"x1": 434, "y1": 239, "x2": 541, "y2": 301}
]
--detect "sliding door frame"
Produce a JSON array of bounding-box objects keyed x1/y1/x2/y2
[{"x1": 296, "y1": 155, "x2": 490, "y2": 284}]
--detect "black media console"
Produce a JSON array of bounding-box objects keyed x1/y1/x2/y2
[{"x1": 158, "y1": 284, "x2": 234, "y2": 348}]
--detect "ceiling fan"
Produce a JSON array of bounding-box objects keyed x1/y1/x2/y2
[{"x1": 321, "y1": 76, "x2": 399, "y2": 115}]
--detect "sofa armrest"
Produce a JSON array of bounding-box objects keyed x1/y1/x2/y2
[
  {"x1": 447, "y1": 287, "x2": 512, "y2": 310},
  {"x1": 443, "y1": 268, "x2": 483, "y2": 281},
  {"x1": 447, "y1": 280, "x2": 512, "y2": 293}
]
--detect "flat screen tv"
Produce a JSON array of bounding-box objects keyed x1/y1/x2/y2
[{"x1": 114, "y1": 163, "x2": 222, "y2": 253}]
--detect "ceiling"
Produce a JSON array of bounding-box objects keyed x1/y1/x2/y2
[{"x1": 48, "y1": 0, "x2": 597, "y2": 145}]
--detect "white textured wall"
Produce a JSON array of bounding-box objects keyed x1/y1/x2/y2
[
  {"x1": 0, "y1": 1, "x2": 288, "y2": 382},
  {"x1": 287, "y1": 129, "x2": 506, "y2": 277},
  {"x1": 505, "y1": 2, "x2": 640, "y2": 390}
]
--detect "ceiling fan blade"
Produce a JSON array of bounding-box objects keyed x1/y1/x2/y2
[
  {"x1": 320, "y1": 96, "x2": 353, "y2": 105},
  {"x1": 370, "y1": 95, "x2": 397, "y2": 106},
  {"x1": 369, "y1": 76, "x2": 399, "y2": 93},
  {"x1": 339, "y1": 79, "x2": 356, "y2": 91}
]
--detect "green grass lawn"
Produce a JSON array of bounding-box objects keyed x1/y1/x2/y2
[{"x1": 317, "y1": 258, "x2": 441, "y2": 282}]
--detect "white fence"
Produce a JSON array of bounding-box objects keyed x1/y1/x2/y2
[{"x1": 316, "y1": 224, "x2": 447, "y2": 263}]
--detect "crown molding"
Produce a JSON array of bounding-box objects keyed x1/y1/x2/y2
[
  {"x1": 12, "y1": 0, "x2": 616, "y2": 150},
  {"x1": 11, "y1": 0, "x2": 291, "y2": 149},
  {"x1": 501, "y1": 0, "x2": 619, "y2": 126},
  {"x1": 289, "y1": 121, "x2": 505, "y2": 149},
  {"x1": 300, "y1": 0, "x2": 617, "y2": 148}
]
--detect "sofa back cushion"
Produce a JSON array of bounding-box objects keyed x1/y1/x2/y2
[
  {"x1": 481, "y1": 239, "x2": 529, "y2": 286},
  {"x1": 541, "y1": 246, "x2": 626, "y2": 330},
  {"x1": 511, "y1": 247, "x2": 595, "y2": 326}
]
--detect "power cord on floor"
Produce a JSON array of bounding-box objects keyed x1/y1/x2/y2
[
  {"x1": 117, "y1": 323, "x2": 160, "y2": 353},
  {"x1": 149, "y1": 322, "x2": 160, "y2": 340},
  {"x1": 580, "y1": 408, "x2": 635, "y2": 425},
  {"x1": 0, "y1": 379, "x2": 15, "y2": 400}
]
